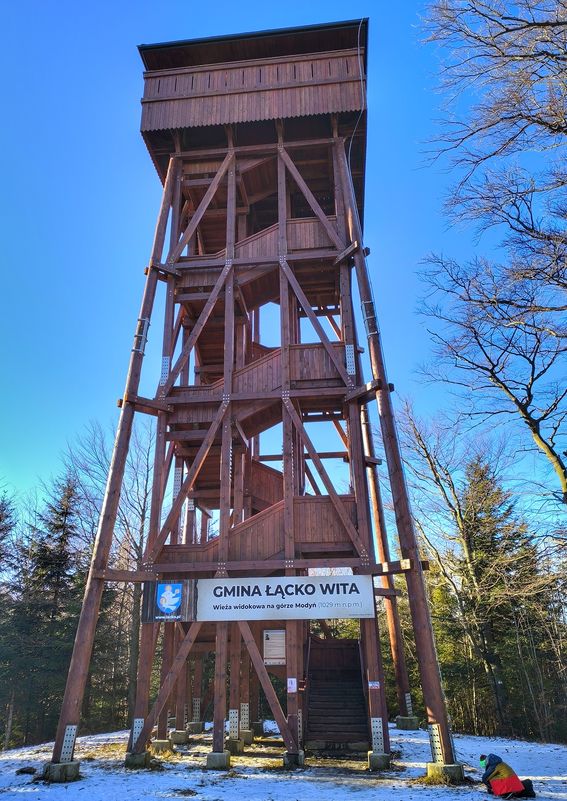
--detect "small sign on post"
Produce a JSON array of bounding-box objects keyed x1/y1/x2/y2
[
  {"x1": 263, "y1": 630, "x2": 286, "y2": 665},
  {"x1": 142, "y1": 580, "x2": 195, "y2": 622}
]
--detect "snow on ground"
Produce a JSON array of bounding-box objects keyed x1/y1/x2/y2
[{"x1": 0, "y1": 725, "x2": 566, "y2": 801}]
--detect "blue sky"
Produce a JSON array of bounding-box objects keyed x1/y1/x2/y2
[{"x1": 0, "y1": 0, "x2": 484, "y2": 496}]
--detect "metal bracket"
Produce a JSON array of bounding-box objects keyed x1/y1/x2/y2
[
  {"x1": 370, "y1": 717, "x2": 384, "y2": 753},
  {"x1": 160, "y1": 356, "x2": 170, "y2": 386},
  {"x1": 131, "y1": 718, "x2": 145, "y2": 748},
  {"x1": 173, "y1": 466, "x2": 182, "y2": 498},
  {"x1": 361, "y1": 300, "x2": 378, "y2": 336},
  {"x1": 345, "y1": 344, "x2": 356, "y2": 376},
  {"x1": 428, "y1": 723, "x2": 444, "y2": 763},
  {"x1": 229, "y1": 708, "x2": 239, "y2": 739},
  {"x1": 60, "y1": 725, "x2": 78, "y2": 763},
  {"x1": 132, "y1": 318, "x2": 150, "y2": 354},
  {"x1": 240, "y1": 702, "x2": 250, "y2": 730}
]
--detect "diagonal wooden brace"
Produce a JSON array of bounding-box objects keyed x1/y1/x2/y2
[
  {"x1": 279, "y1": 257, "x2": 353, "y2": 388},
  {"x1": 159, "y1": 260, "x2": 233, "y2": 396},
  {"x1": 132, "y1": 621, "x2": 202, "y2": 753},
  {"x1": 145, "y1": 400, "x2": 230, "y2": 563},
  {"x1": 279, "y1": 146, "x2": 345, "y2": 251},
  {"x1": 167, "y1": 150, "x2": 234, "y2": 265},
  {"x1": 238, "y1": 621, "x2": 298, "y2": 753},
  {"x1": 283, "y1": 397, "x2": 369, "y2": 560}
]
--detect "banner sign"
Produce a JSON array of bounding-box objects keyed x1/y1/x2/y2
[{"x1": 196, "y1": 575, "x2": 375, "y2": 621}]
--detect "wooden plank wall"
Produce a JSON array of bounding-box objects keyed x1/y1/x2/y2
[{"x1": 141, "y1": 49, "x2": 364, "y2": 130}]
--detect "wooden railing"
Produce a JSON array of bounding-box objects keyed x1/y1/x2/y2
[{"x1": 142, "y1": 49, "x2": 362, "y2": 103}]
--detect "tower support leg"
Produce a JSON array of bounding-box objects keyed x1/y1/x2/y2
[
  {"x1": 48, "y1": 159, "x2": 176, "y2": 775},
  {"x1": 336, "y1": 139, "x2": 462, "y2": 777}
]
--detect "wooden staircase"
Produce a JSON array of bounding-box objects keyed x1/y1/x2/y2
[{"x1": 305, "y1": 637, "x2": 369, "y2": 751}]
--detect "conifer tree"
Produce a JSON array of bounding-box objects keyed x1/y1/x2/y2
[{"x1": 4, "y1": 476, "x2": 83, "y2": 744}]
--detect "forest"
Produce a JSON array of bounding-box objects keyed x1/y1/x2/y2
[{"x1": 1, "y1": 0, "x2": 565, "y2": 750}]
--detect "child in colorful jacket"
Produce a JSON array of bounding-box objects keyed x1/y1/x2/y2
[{"x1": 480, "y1": 754, "x2": 535, "y2": 798}]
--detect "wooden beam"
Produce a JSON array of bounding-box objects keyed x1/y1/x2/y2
[
  {"x1": 333, "y1": 241, "x2": 359, "y2": 265},
  {"x1": 238, "y1": 621, "x2": 297, "y2": 753},
  {"x1": 132, "y1": 621, "x2": 202, "y2": 752},
  {"x1": 212, "y1": 622, "x2": 229, "y2": 751},
  {"x1": 174, "y1": 137, "x2": 337, "y2": 160},
  {"x1": 94, "y1": 569, "x2": 156, "y2": 582},
  {"x1": 257, "y1": 451, "x2": 348, "y2": 461},
  {"x1": 145, "y1": 400, "x2": 229, "y2": 563},
  {"x1": 345, "y1": 379, "x2": 382, "y2": 404},
  {"x1": 159, "y1": 260, "x2": 233, "y2": 396},
  {"x1": 304, "y1": 462, "x2": 321, "y2": 496},
  {"x1": 279, "y1": 257, "x2": 352, "y2": 388},
  {"x1": 150, "y1": 557, "x2": 427, "y2": 575},
  {"x1": 168, "y1": 150, "x2": 234, "y2": 264},
  {"x1": 283, "y1": 398, "x2": 369, "y2": 560},
  {"x1": 279, "y1": 147, "x2": 345, "y2": 251},
  {"x1": 121, "y1": 394, "x2": 172, "y2": 415}
]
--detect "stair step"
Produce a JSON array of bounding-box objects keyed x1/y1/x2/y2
[
  {"x1": 309, "y1": 698, "x2": 366, "y2": 712},
  {"x1": 309, "y1": 715, "x2": 365, "y2": 721}
]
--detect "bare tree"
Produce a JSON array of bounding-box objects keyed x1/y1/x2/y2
[
  {"x1": 424, "y1": 0, "x2": 567, "y2": 285},
  {"x1": 421, "y1": 256, "x2": 567, "y2": 503},
  {"x1": 422, "y1": 1, "x2": 567, "y2": 502},
  {"x1": 64, "y1": 418, "x2": 154, "y2": 717},
  {"x1": 400, "y1": 403, "x2": 566, "y2": 737}
]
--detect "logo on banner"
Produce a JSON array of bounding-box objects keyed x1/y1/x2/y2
[{"x1": 157, "y1": 583, "x2": 182, "y2": 615}]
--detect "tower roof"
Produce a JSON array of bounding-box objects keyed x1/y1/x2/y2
[{"x1": 139, "y1": 19, "x2": 368, "y2": 73}]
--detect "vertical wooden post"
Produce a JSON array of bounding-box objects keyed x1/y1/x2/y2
[
  {"x1": 240, "y1": 651, "x2": 251, "y2": 736},
  {"x1": 175, "y1": 629, "x2": 188, "y2": 732},
  {"x1": 232, "y1": 449, "x2": 245, "y2": 526},
  {"x1": 361, "y1": 403, "x2": 413, "y2": 717},
  {"x1": 336, "y1": 138, "x2": 456, "y2": 765},
  {"x1": 127, "y1": 621, "x2": 160, "y2": 751},
  {"x1": 228, "y1": 624, "x2": 241, "y2": 742},
  {"x1": 360, "y1": 614, "x2": 391, "y2": 756},
  {"x1": 211, "y1": 137, "x2": 237, "y2": 757},
  {"x1": 249, "y1": 659, "x2": 260, "y2": 730},
  {"x1": 192, "y1": 656, "x2": 204, "y2": 723},
  {"x1": 212, "y1": 622, "x2": 229, "y2": 753},
  {"x1": 51, "y1": 157, "x2": 177, "y2": 765},
  {"x1": 277, "y1": 122, "x2": 299, "y2": 755},
  {"x1": 157, "y1": 624, "x2": 175, "y2": 739}
]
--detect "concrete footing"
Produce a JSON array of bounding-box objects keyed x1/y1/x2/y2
[
  {"x1": 396, "y1": 715, "x2": 420, "y2": 730},
  {"x1": 426, "y1": 762, "x2": 465, "y2": 782},
  {"x1": 241, "y1": 729, "x2": 253, "y2": 745},
  {"x1": 283, "y1": 750, "x2": 305, "y2": 768},
  {"x1": 151, "y1": 739, "x2": 173, "y2": 754},
  {"x1": 42, "y1": 761, "x2": 81, "y2": 782},
  {"x1": 368, "y1": 751, "x2": 391, "y2": 771},
  {"x1": 252, "y1": 721, "x2": 264, "y2": 737},
  {"x1": 226, "y1": 737, "x2": 244, "y2": 755},
  {"x1": 187, "y1": 722, "x2": 204, "y2": 734},
  {"x1": 169, "y1": 730, "x2": 188, "y2": 745},
  {"x1": 124, "y1": 751, "x2": 152, "y2": 769},
  {"x1": 206, "y1": 750, "x2": 231, "y2": 770}
]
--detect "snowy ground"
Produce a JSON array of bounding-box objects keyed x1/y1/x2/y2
[{"x1": 1, "y1": 724, "x2": 566, "y2": 801}]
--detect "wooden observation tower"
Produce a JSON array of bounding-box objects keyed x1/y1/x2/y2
[{"x1": 48, "y1": 19, "x2": 461, "y2": 779}]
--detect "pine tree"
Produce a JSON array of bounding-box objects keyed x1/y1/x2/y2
[{"x1": 5, "y1": 476, "x2": 84, "y2": 744}]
